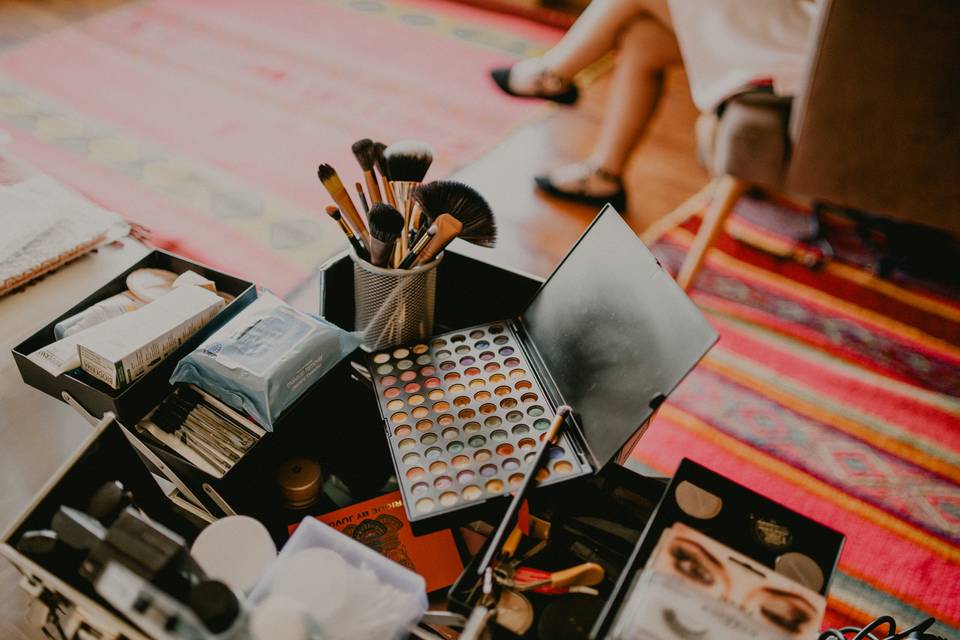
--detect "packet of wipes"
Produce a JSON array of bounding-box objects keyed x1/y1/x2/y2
[{"x1": 171, "y1": 292, "x2": 360, "y2": 430}]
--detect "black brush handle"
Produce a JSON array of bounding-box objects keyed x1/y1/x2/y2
[
  {"x1": 476, "y1": 406, "x2": 571, "y2": 576},
  {"x1": 349, "y1": 234, "x2": 371, "y2": 262}
]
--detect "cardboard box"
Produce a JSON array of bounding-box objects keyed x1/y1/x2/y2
[{"x1": 77, "y1": 285, "x2": 225, "y2": 389}]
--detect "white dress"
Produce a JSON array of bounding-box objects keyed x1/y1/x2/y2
[{"x1": 668, "y1": 0, "x2": 820, "y2": 111}]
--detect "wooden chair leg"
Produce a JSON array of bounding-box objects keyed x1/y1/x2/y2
[{"x1": 676, "y1": 175, "x2": 746, "y2": 291}]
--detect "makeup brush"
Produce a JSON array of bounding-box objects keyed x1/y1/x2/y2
[
  {"x1": 384, "y1": 140, "x2": 434, "y2": 254},
  {"x1": 412, "y1": 180, "x2": 497, "y2": 247},
  {"x1": 477, "y1": 405, "x2": 572, "y2": 576},
  {"x1": 317, "y1": 163, "x2": 369, "y2": 244},
  {"x1": 373, "y1": 141, "x2": 397, "y2": 208},
  {"x1": 414, "y1": 213, "x2": 462, "y2": 266},
  {"x1": 398, "y1": 223, "x2": 437, "y2": 269},
  {"x1": 355, "y1": 182, "x2": 369, "y2": 215},
  {"x1": 367, "y1": 203, "x2": 405, "y2": 268},
  {"x1": 351, "y1": 138, "x2": 383, "y2": 204},
  {"x1": 326, "y1": 205, "x2": 370, "y2": 261}
]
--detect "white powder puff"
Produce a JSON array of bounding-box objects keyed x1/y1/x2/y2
[{"x1": 249, "y1": 595, "x2": 309, "y2": 640}]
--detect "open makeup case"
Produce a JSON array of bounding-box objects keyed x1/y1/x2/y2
[{"x1": 4, "y1": 206, "x2": 845, "y2": 639}]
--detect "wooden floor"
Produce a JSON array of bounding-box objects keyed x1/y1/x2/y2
[{"x1": 0, "y1": 1, "x2": 705, "y2": 638}]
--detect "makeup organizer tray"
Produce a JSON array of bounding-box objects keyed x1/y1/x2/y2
[
  {"x1": 362, "y1": 206, "x2": 719, "y2": 531},
  {"x1": 12, "y1": 249, "x2": 257, "y2": 424},
  {"x1": 368, "y1": 322, "x2": 592, "y2": 521}
]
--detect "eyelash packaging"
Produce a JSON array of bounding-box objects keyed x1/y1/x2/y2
[
  {"x1": 593, "y1": 459, "x2": 845, "y2": 638},
  {"x1": 366, "y1": 207, "x2": 719, "y2": 532},
  {"x1": 610, "y1": 523, "x2": 828, "y2": 639}
]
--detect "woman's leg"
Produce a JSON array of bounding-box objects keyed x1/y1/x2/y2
[
  {"x1": 503, "y1": 0, "x2": 673, "y2": 95},
  {"x1": 538, "y1": 15, "x2": 681, "y2": 201},
  {"x1": 545, "y1": 0, "x2": 672, "y2": 79},
  {"x1": 587, "y1": 16, "x2": 681, "y2": 173}
]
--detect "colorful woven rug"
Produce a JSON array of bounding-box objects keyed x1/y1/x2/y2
[
  {"x1": 637, "y1": 193, "x2": 960, "y2": 635},
  {"x1": 0, "y1": 0, "x2": 560, "y2": 295}
]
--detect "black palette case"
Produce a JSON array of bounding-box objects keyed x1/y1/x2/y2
[{"x1": 367, "y1": 207, "x2": 719, "y2": 531}]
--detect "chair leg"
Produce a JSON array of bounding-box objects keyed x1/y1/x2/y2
[{"x1": 676, "y1": 175, "x2": 746, "y2": 291}]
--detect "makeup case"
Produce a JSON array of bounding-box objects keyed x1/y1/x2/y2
[
  {"x1": 447, "y1": 458, "x2": 845, "y2": 640},
  {"x1": 1, "y1": 415, "x2": 203, "y2": 640},
  {"x1": 12, "y1": 250, "x2": 257, "y2": 425},
  {"x1": 447, "y1": 463, "x2": 669, "y2": 640},
  {"x1": 592, "y1": 458, "x2": 845, "y2": 638},
  {"x1": 361, "y1": 207, "x2": 719, "y2": 532}
]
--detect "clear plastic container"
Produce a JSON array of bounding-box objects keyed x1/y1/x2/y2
[{"x1": 247, "y1": 517, "x2": 427, "y2": 640}]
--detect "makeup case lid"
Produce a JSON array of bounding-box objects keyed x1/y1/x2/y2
[{"x1": 520, "y1": 205, "x2": 718, "y2": 470}]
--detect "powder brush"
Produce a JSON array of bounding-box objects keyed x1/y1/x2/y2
[
  {"x1": 412, "y1": 180, "x2": 497, "y2": 247},
  {"x1": 317, "y1": 163, "x2": 369, "y2": 245},
  {"x1": 367, "y1": 203, "x2": 405, "y2": 267},
  {"x1": 414, "y1": 213, "x2": 462, "y2": 266},
  {"x1": 351, "y1": 138, "x2": 383, "y2": 204},
  {"x1": 384, "y1": 140, "x2": 434, "y2": 254}
]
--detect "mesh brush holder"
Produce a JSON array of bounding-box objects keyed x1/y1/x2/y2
[{"x1": 351, "y1": 250, "x2": 441, "y2": 351}]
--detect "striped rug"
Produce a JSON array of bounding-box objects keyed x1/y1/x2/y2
[
  {"x1": 636, "y1": 193, "x2": 960, "y2": 634},
  {"x1": 0, "y1": 0, "x2": 559, "y2": 296}
]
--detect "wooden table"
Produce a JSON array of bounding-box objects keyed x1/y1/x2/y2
[{"x1": 0, "y1": 238, "x2": 150, "y2": 640}]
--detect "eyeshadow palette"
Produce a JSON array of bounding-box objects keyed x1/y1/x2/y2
[
  {"x1": 369, "y1": 323, "x2": 592, "y2": 523},
  {"x1": 367, "y1": 207, "x2": 719, "y2": 528}
]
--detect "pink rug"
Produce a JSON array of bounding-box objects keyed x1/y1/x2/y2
[{"x1": 0, "y1": 0, "x2": 560, "y2": 294}]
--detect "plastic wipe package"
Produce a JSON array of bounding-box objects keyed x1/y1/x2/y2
[{"x1": 171, "y1": 292, "x2": 360, "y2": 430}]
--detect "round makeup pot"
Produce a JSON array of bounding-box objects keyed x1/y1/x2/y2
[{"x1": 277, "y1": 458, "x2": 323, "y2": 510}]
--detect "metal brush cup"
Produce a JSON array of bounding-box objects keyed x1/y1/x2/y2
[{"x1": 351, "y1": 249, "x2": 441, "y2": 351}]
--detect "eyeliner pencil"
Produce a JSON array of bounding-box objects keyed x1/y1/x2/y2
[{"x1": 476, "y1": 405, "x2": 572, "y2": 576}]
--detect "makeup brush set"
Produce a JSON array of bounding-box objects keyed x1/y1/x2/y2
[
  {"x1": 316, "y1": 138, "x2": 500, "y2": 350},
  {"x1": 317, "y1": 138, "x2": 497, "y2": 270}
]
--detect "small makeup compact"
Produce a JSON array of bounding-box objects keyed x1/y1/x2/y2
[{"x1": 367, "y1": 207, "x2": 719, "y2": 530}]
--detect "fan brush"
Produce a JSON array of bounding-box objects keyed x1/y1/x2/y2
[
  {"x1": 384, "y1": 140, "x2": 434, "y2": 254},
  {"x1": 351, "y1": 138, "x2": 382, "y2": 205},
  {"x1": 367, "y1": 203, "x2": 405, "y2": 267},
  {"x1": 412, "y1": 180, "x2": 497, "y2": 247}
]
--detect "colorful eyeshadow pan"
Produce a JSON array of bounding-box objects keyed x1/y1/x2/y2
[{"x1": 368, "y1": 324, "x2": 585, "y2": 520}]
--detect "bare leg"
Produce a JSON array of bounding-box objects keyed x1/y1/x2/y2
[
  {"x1": 588, "y1": 17, "x2": 681, "y2": 173},
  {"x1": 540, "y1": 16, "x2": 681, "y2": 200},
  {"x1": 546, "y1": 0, "x2": 672, "y2": 80},
  {"x1": 503, "y1": 0, "x2": 673, "y2": 95}
]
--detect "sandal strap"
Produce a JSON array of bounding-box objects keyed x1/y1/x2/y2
[
  {"x1": 535, "y1": 68, "x2": 569, "y2": 95},
  {"x1": 593, "y1": 165, "x2": 622, "y2": 186}
]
